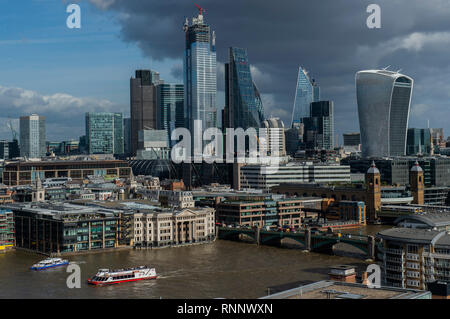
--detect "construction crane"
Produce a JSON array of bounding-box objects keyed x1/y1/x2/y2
[
  {"x1": 7, "y1": 119, "x2": 18, "y2": 141},
  {"x1": 194, "y1": 3, "x2": 206, "y2": 15}
]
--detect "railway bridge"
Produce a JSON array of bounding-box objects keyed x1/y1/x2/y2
[{"x1": 216, "y1": 227, "x2": 377, "y2": 260}]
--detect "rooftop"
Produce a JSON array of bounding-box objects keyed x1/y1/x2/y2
[{"x1": 260, "y1": 280, "x2": 430, "y2": 299}]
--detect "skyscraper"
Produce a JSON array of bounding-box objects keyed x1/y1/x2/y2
[
  {"x1": 123, "y1": 117, "x2": 131, "y2": 156},
  {"x1": 302, "y1": 101, "x2": 334, "y2": 150},
  {"x1": 291, "y1": 67, "x2": 320, "y2": 127},
  {"x1": 406, "y1": 128, "x2": 432, "y2": 155},
  {"x1": 157, "y1": 83, "x2": 184, "y2": 146},
  {"x1": 224, "y1": 47, "x2": 264, "y2": 130},
  {"x1": 85, "y1": 112, "x2": 124, "y2": 155},
  {"x1": 356, "y1": 70, "x2": 413, "y2": 158},
  {"x1": 20, "y1": 114, "x2": 46, "y2": 158},
  {"x1": 183, "y1": 6, "x2": 217, "y2": 152},
  {"x1": 130, "y1": 69, "x2": 159, "y2": 156}
]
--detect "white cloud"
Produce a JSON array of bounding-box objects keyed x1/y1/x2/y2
[
  {"x1": 0, "y1": 86, "x2": 121, "y2": 140},
  {"x1": 88, "y1": 0, "x2": 116, "y2": 10}
]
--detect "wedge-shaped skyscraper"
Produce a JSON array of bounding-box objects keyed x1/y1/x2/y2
[{"x1": 356, "y1": 69, "x2": 413, "y2": 158}]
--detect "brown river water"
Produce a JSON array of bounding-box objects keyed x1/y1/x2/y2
[{"x1": 0, "y1": 225, "x2": 390, "y2": 299}]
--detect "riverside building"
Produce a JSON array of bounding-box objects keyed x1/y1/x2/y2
[{"x1": 133, "y1": 207, "x2": 215, "y2": 248}]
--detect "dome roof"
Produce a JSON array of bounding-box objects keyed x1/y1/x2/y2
[
  {"x1": 367, "y1": 161, "x2": 380, "y2": 174},
  {"x1": 411, "y1": 161, "x2": 423, "y2": 172}
]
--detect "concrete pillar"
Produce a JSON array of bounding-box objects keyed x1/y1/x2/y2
[
  {"x1": 368, "y1": 235, "x2": 376, "y2": 261},
  {"x1": 256, "y1": 227, "x2": 261, "y2": 245},
  {"x1": 305, "y1": 228, "x2": 311, "y2": 251}
]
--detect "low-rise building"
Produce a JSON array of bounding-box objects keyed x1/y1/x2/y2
[
  {"x1": 4, "y1": 202, "x2": 123, "y2": 254},
  {"x1": 133, "y1": 207, "x2": 215, "y2": 248},
  {"x1": 0, "y1": 209, "x2": 14, "y2": 252}
]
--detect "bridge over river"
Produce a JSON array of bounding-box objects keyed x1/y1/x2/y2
[{"x1": 217, "y1": 227, "x2": 377, "y2": 260}]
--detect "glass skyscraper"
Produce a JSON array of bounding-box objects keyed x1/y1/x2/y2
[
  {"x1": 157, "y1": 84, "x2": 184, "y2": 146},
  {"x1": 20, "y1": 114, "x2": 46, "y2": 158},
  {"x1": 291, "y1": 67, "x2": 320, "y2": 127},
  {"x1": 85, "y1": 112, "x2": 124, "y2": 155},
  {"x1": 302, "y1": 101, "x2": 334, "y2": 150},
  {"x1": 130, "y1": 70, "x2": 159, "y2": 156},
  {"x1": 356, "y1": 69, "x2": 413, "y2": 158},
  {"x1": 183, "y1": 9, "x2": 217, "y2": 143},
  {"x1": 224, "y1": 47, "x2": 264, "y2": 130}
]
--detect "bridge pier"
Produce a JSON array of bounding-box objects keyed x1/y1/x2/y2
[
  {"x1": 305, "y1": 228, "x2": 311, "y2": 252},
  {"x1": 367, "y1": 235, "x2": 375, "y2": 261},
  {"x1": 256, "y1": 228, "x2": 261, "y2": 245}
]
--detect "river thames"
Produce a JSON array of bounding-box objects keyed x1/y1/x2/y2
[{"x1": 0, "y1": 226, "x2": 389, "y2": 299}]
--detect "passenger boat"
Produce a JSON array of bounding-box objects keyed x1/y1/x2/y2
[
  {"x1": 87, "y1": 266, "x2": 157, "y2": 285},
  {"x1": 30, "y1": 258, "x2": 69, "y2": 271}
]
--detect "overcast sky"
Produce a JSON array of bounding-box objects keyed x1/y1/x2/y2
[{"x1": 1, "y1": 0, "x2": 450, "y2": 143}]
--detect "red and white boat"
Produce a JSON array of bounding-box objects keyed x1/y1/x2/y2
[{"x1": 87, "y1": 266, "x2": 157, "y2": 285}]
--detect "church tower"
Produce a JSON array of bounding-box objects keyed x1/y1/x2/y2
[
  {"x1": 410, "y1": 161, "x2": 424, "y2": 205},
  {"x1": 365, "y1": 161, "x2": 381, "y2": 222}
]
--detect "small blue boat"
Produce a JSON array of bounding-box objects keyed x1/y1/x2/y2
[{"x1": 30, "y1": 258, "x2": 69, "y2": 271}]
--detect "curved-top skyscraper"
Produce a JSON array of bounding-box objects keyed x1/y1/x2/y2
[{"x1": 356, "y1": 69, "x2": 414, "y2": 158}]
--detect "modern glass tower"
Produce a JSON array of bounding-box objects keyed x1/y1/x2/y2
[
  {"x1": 130, "y1": 70, "x2": 159, "y2": 156},
  {"x1": 224, "y1": 47, "x2": 264, "y2": 130},
  {"x1": 291, "y1": 66, "x2": 320, "y2": 127},
  {"x1": 19, "y1": 114, "x2": 46, "y2": 158},
  {"x1": 183, "y1": 7, "x2": 217, "y2": 146},
  {"x1": 356, "y1": 69, "x2": 413, "y2": 158},
  {"x1": 85, "y1": 112, "x2": 124, "y2": 155},
  {"x1": 301, "y1": 101, "x2": 334, "y2": 150},
  {"x1": 157, "y1": 83, "x2": 184, "y2": 146}
]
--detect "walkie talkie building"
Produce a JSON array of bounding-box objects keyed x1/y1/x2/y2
[{"x1": 356, "y1": 70, "x2": 413, "y2": 158}]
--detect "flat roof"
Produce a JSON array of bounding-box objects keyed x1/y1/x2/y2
[{"x1": 260, "y1": 280, "x2": 430, "y2": 299}]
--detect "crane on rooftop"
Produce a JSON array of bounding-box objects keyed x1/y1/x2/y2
[{"x1": 195, "y1": 3, "x2": 206, "y2": 15}]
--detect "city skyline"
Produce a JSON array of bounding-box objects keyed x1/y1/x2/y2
[{"x1": 0, "y1": 1, "x2": 449, "y2": 144}]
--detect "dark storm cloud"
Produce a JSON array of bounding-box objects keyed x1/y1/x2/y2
[{"x1": 90, "y1": 0, "x2": 450, "y2": 140}]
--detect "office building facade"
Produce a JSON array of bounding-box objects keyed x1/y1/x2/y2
[
  {"x1": 130, "y1": 70, "x2": 159, "y2": 156},
  {"x1": 356, "y1": 70, "x2": 413, "y2": 158},
  {"x1": 291, "y1": 67, "x2": 320, "y2": 127},
  {"x1": 20, "y1": 114, "x2": 46, "y2": 158},
  {"x1": 85, "y1": 112, "x2": 124, "y2": 155},
  {"x1": 302, "y1": 101, "x2": 334, "y2": 150},
  {"x1": 224, "y1": 47, "x2": 264, "y2": 130},
  {"x1": 157, "y1": 83, "x2": 184, "y2": 145},
  {"x1": 183, "y1": 9, "x2": 217, "y2": 151},
  {"x1": 407, "y1": 128, "x2": 432, "y2": 155}
]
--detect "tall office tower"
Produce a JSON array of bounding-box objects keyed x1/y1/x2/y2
[
  {"x1": 406, "y1": 128, "x2": 432, "y2": 155},
  {"x1": 356, "y1": 70, "x2": 413, "y2": 158},
  {"x1": 224, "y1": 47, "x2": 264, "y2": 130},
  {"x1": 20, "y1": 114, "x2": 46, "y2": 158},
  {"x1": 157, "y1": 84, "x2": 184, "y2": 146},
  {"x1": 285, "y1": 124, "x2": 304, "y2": 155},
  {"x1": 130, "y1": 69, "x2": 158, "y2": 156},
  {"x1": 123, "y1": 117, "x2": 132, "y2": 156},
  {"x1": 261, "y1": 118, "x2": 286, "y2": 157},
  {"x1": 291, "y1": 66, "x2": 320, "y2": 127},
  {"x1": 301, "y1": 101, "x2": 334, "y2": 150},
  {"x1": 183, "y1": 6, "x2": 217, "y2": 155},
  {"x1": 85, "y1": 112, "x2": 124, "y2": 155}
]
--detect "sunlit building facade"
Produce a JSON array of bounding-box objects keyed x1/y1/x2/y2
[
  {"x1": 291, "y1": 67, "x2": 320, "y2": 127},
  {"x1": 183, "y1": 9, "x2": 217, "y2": 150},
  {"x1": 356, "y1": 70, "x2": 413, "y2": 158}
]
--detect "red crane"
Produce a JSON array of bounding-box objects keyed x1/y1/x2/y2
[{"x1": 194, "y1": 3, "x2": 205, "y2": 15}]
